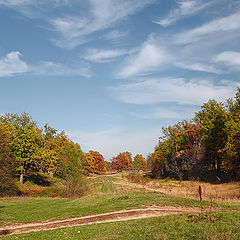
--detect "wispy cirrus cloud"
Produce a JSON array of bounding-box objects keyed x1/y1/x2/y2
[
  {"x1": 132, "y1": 104, "x2": 199, "y2": 120},
  {"x1": 176, "y1": 11, "x2": 240, "y2": 44},
  {"x1": 117, "y1": 40, "x2": 171, "y2": 78},
  {"x1": 0, "y1": 0, "x2": 155, "y2": 48},
  {"x1": 0, "y1": 0, "x2": 70, "y2": 18},
  {"x1": 154, "y1": 0, "x2": 212, "y2": 27},
  {"x1": 104, "y1": 30, "x2": 128, "y2": 42},
  {"x1": 31, "y1": 61, "x2": 91, "y2": 77},
  {"x1": 175, "y1": 62, "x2": 221, "y2": 74},
  {"x1": 117, "y1": 10, "x2": 240, "y2": 78},
  {"x1": 109, "y1": 77, "x2": 238, "y2": 105},
  {"x1": 50, "y1": 0, "x2": 155, "y2": 48},
  {"x1": 215, "y1": 51, "x2": 240, "y2": 70},
  {"x1": 0, "y1": 51, "x2": 91, "y2": 77},
  {"x1": 82, "y1": 48, "x2": 128, "y2": 63}
]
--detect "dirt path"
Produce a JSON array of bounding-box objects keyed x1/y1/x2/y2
[{"x1": 0, "y1": 207, "x2": 199, "y2": 236}]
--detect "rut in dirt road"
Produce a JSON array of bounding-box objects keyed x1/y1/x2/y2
[{"x1": 0, "y1": 207, "x2": 199, "y2": 236}]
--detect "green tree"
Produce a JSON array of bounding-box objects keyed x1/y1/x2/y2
[
  {"x1": 195, "y1": 100, "x2": 228, "y2": 173},
  {"x1": 133, "y1": 154, "x2": 147, "y2": 171},
  {"x1": 0, "y1": 113, "x2": 43, "y2": 184},
  {"x1": 223, "y1": 89, "x2": 240, "y2": 179},
  {"x1": 0, "y1": 122, "x2": 19, "y2": 195}
]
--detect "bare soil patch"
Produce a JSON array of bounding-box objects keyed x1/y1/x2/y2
[{"x1": 0, "y1": 206, "x2": 198, "y2": 236}]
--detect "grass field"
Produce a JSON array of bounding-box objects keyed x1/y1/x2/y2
[
  {"x1": 0, "y1": 174, "x2": 240, "y2": 239},
  {"x1": 1, "y1": 211, "x2": 240, "y2": 240}
]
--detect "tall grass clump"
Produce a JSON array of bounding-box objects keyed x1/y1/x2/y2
[
  {"x1": 125, "y1": 172, "x2": 149, "y2": 185},
  {"x1": 65, "y1": 174, "x2": 88, "y2": 198}
]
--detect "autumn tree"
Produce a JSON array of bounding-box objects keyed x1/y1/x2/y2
[
  {"x1": 111, "y1": 151, "x2": 132, "y2": 171},
  {"x1": 152, "y1": 120, "x2": 204, "y2": 179},
  {"x1": 0, "y1": 113, "x2": 43, "y2": 184},
  {"x1": 57, "y1": 140, "x2": 85, "y2": 179},
  {"x1": 133, "y1": 154, "x2": 147, "y2": 171},
  {"x1": 0, "y1": 122, "x2": 19, "y2": 196},
  {"x1": 195, "y1": 100, "x2": 228, "y2": 173},
  {"x1": 89, "y1": 150, "x2": 106, "y2": 173},
  {"x1": 223, "y1": 89, "x2": 240, "y2": 179}
]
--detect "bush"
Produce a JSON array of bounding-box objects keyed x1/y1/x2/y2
[
  {"x1": 0, "y1": 171, "x2": 20, "y2": 197},
  {"x1": 65, "y1": 175, "x2": 88, "y2": 198}
]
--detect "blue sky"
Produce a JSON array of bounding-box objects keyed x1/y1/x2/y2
[{"x1": 0, "y1": 0, "x2": 240, "y2": 160}]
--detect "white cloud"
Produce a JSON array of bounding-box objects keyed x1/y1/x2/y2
[
  {"x1": 31, "y1": 61, "x2": 91, "y2": 77},
  {"x1": 215, "y1": 51, "x2": 240, "y2": 69},
  {"x1": 132, "y1": 105, "x2": 199, "y2": 120},
  {"x1": 0, "y1": 0, "x2": 70, "y2": 18},
  {"x1": 82, "y1": 48, "x2": 128, "y2": 63},
  {"x1": 0, "y1": 0, "x2": 68, "y2": 6},
  {"x1": 0, "y1": 51, "x2": 29, "y2": 77},
  {"x1": 176, "y1": 11, "x2": 240, "y2": 44},
  {"x1": 104, "y1": 30, "x2": 128, "y2": 41},
  {"x1": 154, "y1": 0, "x2": 212, "y2": 27},
  {"x1": 175, "y1": 62, "x2": 221, "y2": 73},
  {"x1": 0, "y1": 0, "x2": 34, "y2": 7},
  {"x1": 0, "y1": 51, "x2": 91, "y2": 78},
  {"x1": 50, "y1": 0, "x2": 155, "y2": 48},
  {"x1": 109, "y1": 77, "x2": 238, "y2": 105},
  {"x1": 117, "y1": 10, "x2": 240, "y2": 78},
  {"x1": 69, "y1": 126, "x2": 160, "y2": 160},
  {"x1": 117, "y1": 41, "x2": 171, "y2": 78}
]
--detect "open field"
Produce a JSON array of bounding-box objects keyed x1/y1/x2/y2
[
  {"x1": 1, "y1": 211, "x2": 240, "y2": 240},
  {"x1": 123, "y1": 173, "x2": 240, "y2": 202},
  {"x1": 0, "y1": 174, "x2": 240, "y2": 239}
]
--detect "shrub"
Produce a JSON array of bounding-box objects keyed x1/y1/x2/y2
[
  {"x1": 65, "y1": 174, "x2": 88, "y2": 198},
  {"x1": 0, "y1": 171, "x2": 20, "y2": 197}
]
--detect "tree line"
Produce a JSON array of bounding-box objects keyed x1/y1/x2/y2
[
  {"x1": 149, "y1": 89, "x2": 240, "y2": 182},
  {"x1": 0, "y1": 112, "x2": 109, "y2": 183},
  {"x1": 0, "y1": 112, "x2": 147, "y2": 196}
]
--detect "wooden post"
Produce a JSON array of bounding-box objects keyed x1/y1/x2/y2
[{"x1": 198, "y1": 185, "x2": 203, "y2": 209}]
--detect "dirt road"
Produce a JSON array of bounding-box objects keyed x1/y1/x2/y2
[{"x1": 0, "y1": 206, "x2": 198, "y2": 236}]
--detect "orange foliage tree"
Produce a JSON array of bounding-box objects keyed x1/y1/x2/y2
[
  {"x1": 111, "y1": 151, "x2": 132, "y2": 171},
  {"x1": 83, "y1": 150, "x2": 106, "y2": 174}
]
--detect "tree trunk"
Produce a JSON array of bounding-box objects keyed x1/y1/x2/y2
[
  {"x1": 20, "y1": 171, "x2": 24, "y2": 184},
  {"x1": 216, "y1": 156, "x2": 221, "y2": 173}
]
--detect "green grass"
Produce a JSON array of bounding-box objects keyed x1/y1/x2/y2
[
  {"x1": 0, "y1": 192, "x2": 188, "y2": 225},
  {"x1": 0, "y1": 174, "x2": 239, "y2": 239},
  {"x1": 2, "y1": 211, "x2": 240, "y2": 240},
  {"x1": 0, "y1": 190, "x2": 239, "y2": 226}
]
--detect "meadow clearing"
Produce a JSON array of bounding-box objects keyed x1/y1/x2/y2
[{"x1": 0, "y1": 173, "x2": 239, "y2": 239}]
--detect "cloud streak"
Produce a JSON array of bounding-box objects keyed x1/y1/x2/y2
[
  {"x1": 154, "y1": 0, "x2": 212, "y2": 27},
  {"x1": 0, "y1": 51, "x2": 91, "y2": 78},
  {"x1": 109, "y1": 77, "x2": 238, "y2": 105},
  {"x1": 117, "y1": 41, "x2": 171, "y2": 78},
  {"x1": 215, "y1": 51, "x2": 240, "y2": 70},
  {"x1": 82, "y1": 48, "x2": 128, "y2": 63},
  {"x1": 176, "y1": 11, "x2": 240, "y2": 44},
  {"x1": 132, "y1": 104, "x2": 199, "y2": 120},
  {"x1": 50, "y1": 0, "x2": 155, "y2": 48}
]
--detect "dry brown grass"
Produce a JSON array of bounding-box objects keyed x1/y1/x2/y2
[
  {"x1": 121, "y1": 173, "x2": 240, "y2": 202},
  {"x1": 155, "y1": 180, "x2": 240, "y2": 202}
]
